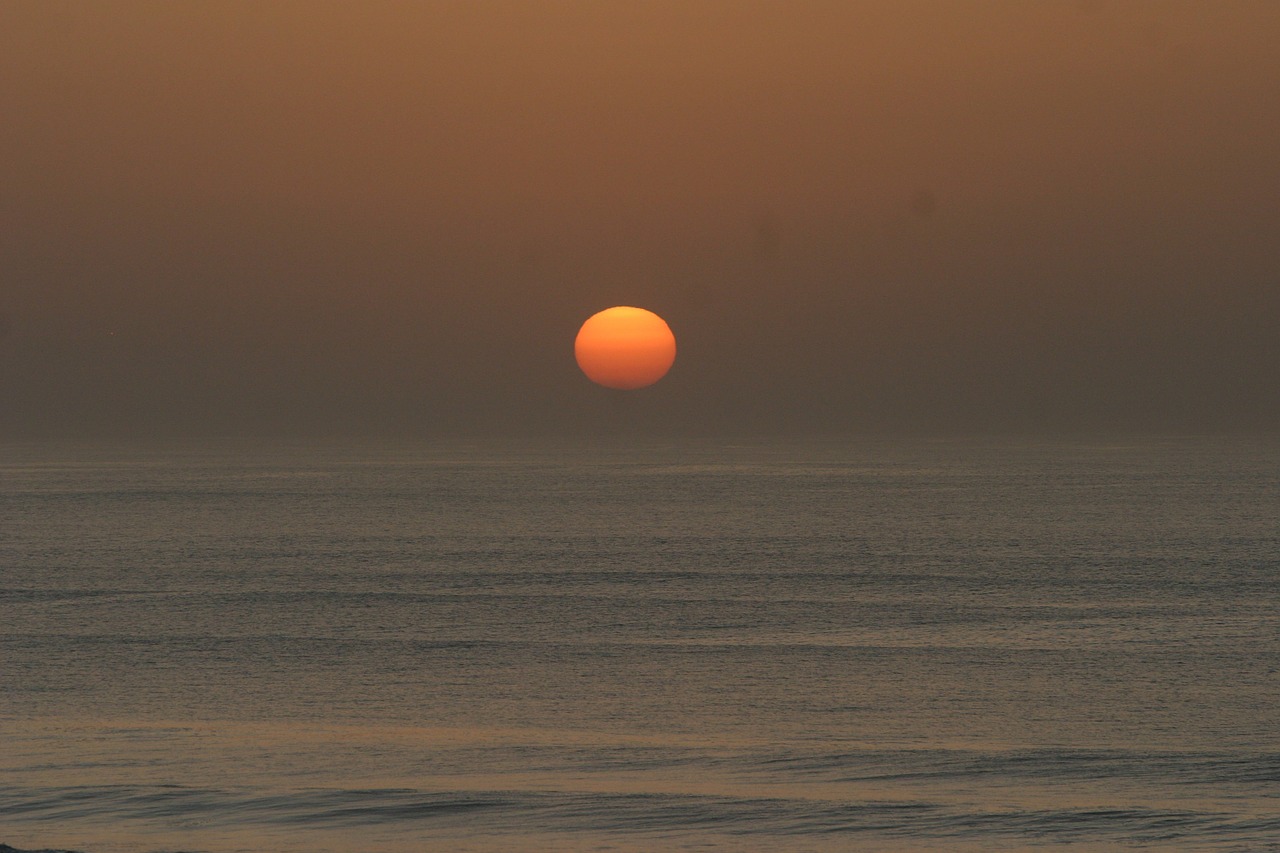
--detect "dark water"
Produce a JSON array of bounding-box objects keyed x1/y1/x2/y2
[{"x1": 2, "y1": 439, "x2": 1278, "y2": 852}]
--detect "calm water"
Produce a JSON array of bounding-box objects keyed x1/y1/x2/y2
[{"x1": 2, "y1": 439, "x2": 1278, "y2": 852}]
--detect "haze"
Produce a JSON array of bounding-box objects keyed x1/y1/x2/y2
[{"x1": 2, "y1": 1, "x2": 1277, "y2": 439}]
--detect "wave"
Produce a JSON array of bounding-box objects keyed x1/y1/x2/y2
[
  {"x1": 746, "y1": 747, "x2": 1280, "y2": 787},
  {"x1": 3, "y1": 782, "x2": 1278, "y2": 847}
]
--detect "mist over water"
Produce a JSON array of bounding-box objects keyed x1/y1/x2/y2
[{"x1": 2, "y1": 438, "x2": 1277, "y2": 852}]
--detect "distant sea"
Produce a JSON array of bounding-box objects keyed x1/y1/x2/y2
[{"x1": 2, "y1": 438, "x2": 1277, "y2": 852}]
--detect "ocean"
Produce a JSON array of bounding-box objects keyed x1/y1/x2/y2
[{"x1": 2, "y1": 438, "x2": 1277, "y2": 852}]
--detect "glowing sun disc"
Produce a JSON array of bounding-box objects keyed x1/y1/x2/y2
[{"x1": 575, "y1": 306, "x2": 676, "y2": 390}]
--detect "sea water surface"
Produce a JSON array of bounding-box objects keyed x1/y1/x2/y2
[{"x1": 1, "y1": 438, "x2": 1277, "y2": 852}]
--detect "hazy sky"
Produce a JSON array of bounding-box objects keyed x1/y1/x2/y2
[{"x1": 2, "y1": 1, "x2": 1277, "y2": 439}]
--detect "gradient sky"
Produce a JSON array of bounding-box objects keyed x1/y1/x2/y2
[{"x1": 2, "y1": 1, "x2": 1277, "y2": 439}]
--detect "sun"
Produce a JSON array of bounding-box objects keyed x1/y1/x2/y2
[{"x1": 575, "y1": 306, "x2": 676, "y2": 390}]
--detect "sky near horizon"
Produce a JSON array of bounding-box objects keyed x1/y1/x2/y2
[{"x1": 2, "y1": 1, "x2": 1278, "y2": 439}]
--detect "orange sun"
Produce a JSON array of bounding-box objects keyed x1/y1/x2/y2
[{"x1": 575, "y1": 306, "x2": 676, "y2": 390}]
